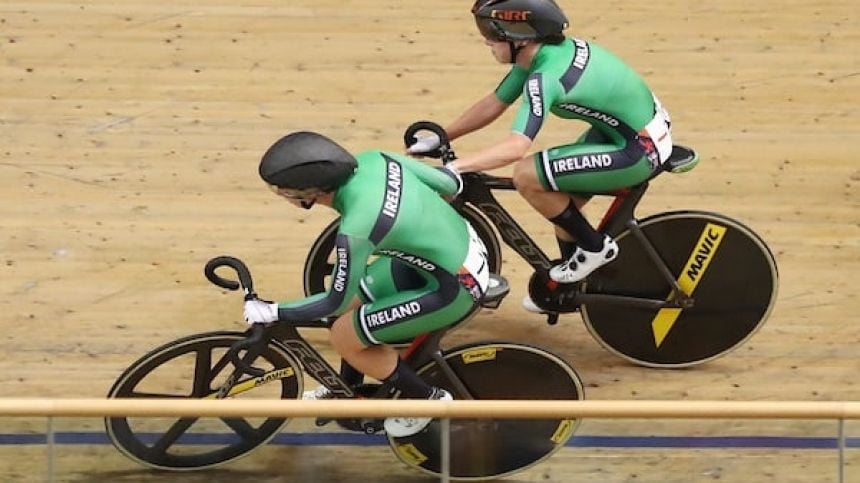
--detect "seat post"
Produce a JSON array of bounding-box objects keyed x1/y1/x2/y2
[
  {"x1": 401, "y1": 333, "x2": 434, "y2": 361},
  {"x1": 597, "y1": 183, "x2": 649, "y2": 235}
]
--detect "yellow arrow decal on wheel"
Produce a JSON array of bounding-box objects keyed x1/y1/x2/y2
[
  {"x1": 651, "y1": 223, "x2": 727, "y2": 347},
  {"x1": 551, "y1": 419, "x2": 575, "y2": 444},
  {"x1": 395, "y1": 443, "x2": 429, "y2": 465}
]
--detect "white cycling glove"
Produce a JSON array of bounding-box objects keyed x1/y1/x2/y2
[
  {"x1": 243, "y1": 299, "x2": 279, "y2": 325},
  {"x1": 406, "y1": 133, "x2": 441, "y2": 155}
]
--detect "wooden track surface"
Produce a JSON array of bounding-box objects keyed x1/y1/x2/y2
[{"x1": 0, "y1": 0, "x2": 858, "y2": 481}]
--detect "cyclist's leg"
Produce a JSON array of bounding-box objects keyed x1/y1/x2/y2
[
  {"x1": 304, "y1": 294, "x2": 364, "y2": 400},
  {"x1": 516, "y1": 136, "x2": 655, "y2": 282},
  {"x1": 327, "y1": 258, "x2": 429, "y2": 393},
  {"x1": 359, "y1": 257, "x2": 427, "y2": 303},
  {"x1": 553, "y1": 130, "x2": 610, "y2": 254},
  {"x1": 330, "y1": 257, "x2": 474, "y2": 382},
  {"x1": 514, "y1": 128, "x2": 604, "y2": 257},
  {"x1": 329, "y1": 263, "x2": 477, "y2": 436},
  {"x1": 514, "y1": 162, "x2": 588, "y2": 256}
]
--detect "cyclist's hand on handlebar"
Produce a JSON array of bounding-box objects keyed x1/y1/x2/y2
[
  {"x1": 406, "y1": 132, "x2": 441, "y2": 156},
  {"x1": 243, "y1": 299, "x2": 279, "y2": 325}
]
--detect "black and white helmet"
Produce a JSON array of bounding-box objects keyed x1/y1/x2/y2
[{"x1": 259, "y1": 131, "x2": 357, "y2": 191}]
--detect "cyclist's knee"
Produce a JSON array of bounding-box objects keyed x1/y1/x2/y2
[
  {"x1": 329, "y1": 312, "x2": 366, "y2": 353},
  {"x1": 571, "y1": 194, "x2": 590, "y2": 210},
  {"x1": 513, "y1": 157, "x2": 541, "y2": 192}
]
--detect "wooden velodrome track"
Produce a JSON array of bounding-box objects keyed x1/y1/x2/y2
[{"x1": 1, "y1": 0, "x2": 857, "y2": 481}]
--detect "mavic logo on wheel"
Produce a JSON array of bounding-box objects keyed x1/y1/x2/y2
[
  {"x1": 461, "y1": 347, "x2": 498, "y2": 364},
  {"x1": 650, "y1": 223, "x2": 727, "y2": 347},
  {"x1": 551, "y1": 419, "x2": 575, "y2": 444},
  {"x1": 685, "y1": 226, "x2": 725, "y2": 282},
  {"x1": 254, "y1": 367, "x2": 295, "y2": 387},
  {"x1": 204, "y1": 367, "x2": 296, "y2": 398}
]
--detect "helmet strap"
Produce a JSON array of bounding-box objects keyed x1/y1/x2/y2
[{"x1": 507, "y1": 41, "x2": 524, "y2": 64}]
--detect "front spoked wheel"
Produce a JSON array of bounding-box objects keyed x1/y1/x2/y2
[
  {"x1": 583, "y1": 210, "x2": 779, "y2": 367},
  {"x1": 106, "y1": 331, "x2": 303, "y2": 470},
  {"x1": 388, "y1": 342, "x2": 584, "y2": 480}
]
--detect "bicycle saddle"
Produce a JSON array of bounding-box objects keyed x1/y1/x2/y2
[{"x1": 481, "y1": 274, "x2": 510, "y2": 309}]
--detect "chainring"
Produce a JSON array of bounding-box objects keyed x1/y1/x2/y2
[{"x1": 527, "y1": 267, "x2": 582, "y2": 313}]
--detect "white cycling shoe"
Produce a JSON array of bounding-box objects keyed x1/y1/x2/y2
[
  {"x1": 384, "y1": 388, "x2": 453, "y2": 438},
  {"x1": 302, "y1": 386, "x2": 334, "y2": 400},
  {"x1": 522, "y1": 294, "x2": 545, "y2": 314},
  {"x1": 549, "y1": 235, "x2": 619, "y2": 284}
]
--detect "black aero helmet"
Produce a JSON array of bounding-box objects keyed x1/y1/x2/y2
[
  {"x1": 259, "y1": 131, "x2": 357, "y2": 191},
  {"x1": 472, "y1": 0, "x2": 569, "y2": 42}
]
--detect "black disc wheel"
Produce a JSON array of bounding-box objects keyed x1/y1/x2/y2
[
  {"x1": 105, "y1": 331, "x2": 302, "y2": 470},
  {"x1": 303, "y1": 204, "x2": 501, "y2": 296},
  {"x1": 388, "y1": 342, "x2": 584, "y2": 480},
  {"x1": 582, "y1": 211, "x2": 778, "y2": 367}
]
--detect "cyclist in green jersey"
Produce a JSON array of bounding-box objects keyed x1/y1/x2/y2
[
  {"x1": 407, "y1": 0, "x2": 672, "y2": 313},
  {"x1": 244, "y1": 131, "x2": 490, "y2": 436}
]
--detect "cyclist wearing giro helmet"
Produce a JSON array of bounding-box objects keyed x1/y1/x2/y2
[
  {"x1": 246, "y1": 131, "x2": 490, "y2": 437},
  {"x1": 407, "y1": 0, "x2": 672, "y2": 313}
]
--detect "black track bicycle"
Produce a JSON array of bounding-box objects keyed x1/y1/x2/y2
[
  {"x1": 106, "y1": 256, "x2": 585, "y2": 479},
  {"x1": 304, "y1": 121, "x2": 778, "y2": 368}
]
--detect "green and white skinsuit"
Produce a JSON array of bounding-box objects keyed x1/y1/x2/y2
[
  {"x1": 274, "y1": 150, "x2": 490, "y2": 346},
  {"x1": 497, "y1": 37, "x2": 673, "y2": 193}
]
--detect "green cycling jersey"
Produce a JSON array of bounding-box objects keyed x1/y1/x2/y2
[
  {"x1": 496, "y1": 37, "x2": 673, "y2": 194},
  {"x1": 274, "y1": 150, "x2": 489, "y2": 345}
]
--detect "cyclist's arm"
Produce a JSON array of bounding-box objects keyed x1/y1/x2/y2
[
  {"x1": 495, "y1": 65, "x2": 530, "y2": 104},
  {"x1": 397, "y1": 153, "x2": 459, "y2": 197},
  {"x1": 274, "y1": 233, "x2": 373, "y2": 322},
  {"x1": 449, "y1": 133, "x2": 532, "y2": 173},
  {"x1": 509, "y1": 72, "x2": 559, "y2": 141},
  {"x1": 448, "y1": 72, "x2": 560, "y2": 173},
  {"x1": 444, "y1": 66, "x2": 527, "y2": 140},
  {"x1": 444, "y1": 93, "x2": 509, "y2": 141}
]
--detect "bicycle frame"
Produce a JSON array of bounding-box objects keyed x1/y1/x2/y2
[
  {"x1": 459, "y1": 174, "x2": 553, "y2": 271},
  {"x1": 230, "y1": 321, "x2": 475, "y2": 403},
  {"x1": 108, "y1": 246, "x2": 586, "y2": 474},
  {"x1": 456, "y1": 173, "x2": 690, "y2": 312}
]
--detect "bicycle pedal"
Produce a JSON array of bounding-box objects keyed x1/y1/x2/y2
[
  {"x1": 334, "y1": 417, "x2": 378, "y2": 433},
  {"x1": 360, "y1": 418, "x2": 384, "y2": 435},
  {"x1": 314, "y1": 417, "x2": 334, "y2": 427}
]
